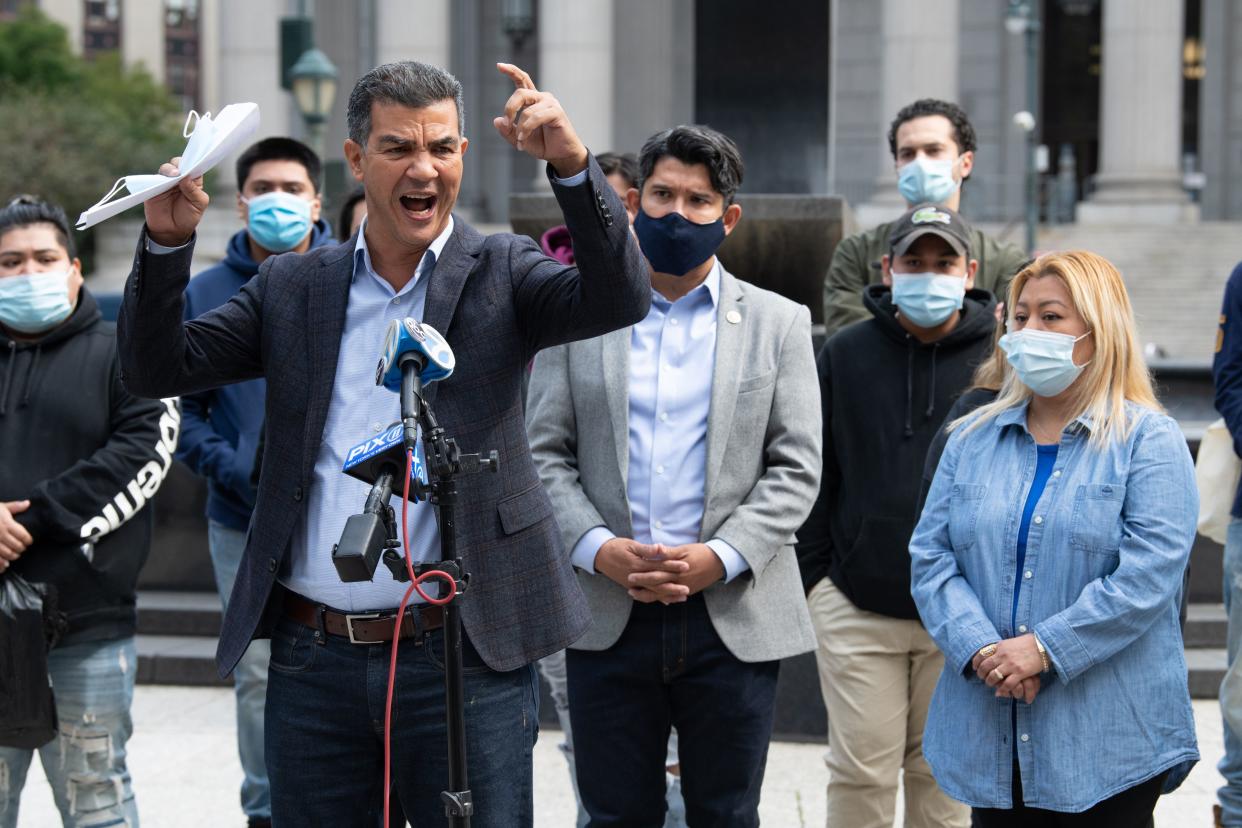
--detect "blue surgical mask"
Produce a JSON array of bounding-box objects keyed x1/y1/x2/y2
[
  {"x1": 0, "y1": 270, "x2": 74, "y2": 334},
  {"x1": 244, "y1": 191, "x2": 313, "y2": 253},
  {"x1": 891, "y1": 272, "x2": 966, "y2": 328},
  {"x1": 898, "y1": 157, "x2": 960, "y2": 205},
  {"x1": 633, "y1": 208, "x2": 726, "y2": 277},
  {"x1": 999, "y1": 328, "x2": 1093, "y2": 397}
]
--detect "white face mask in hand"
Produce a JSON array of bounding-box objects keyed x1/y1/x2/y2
[
  {"x1": 86, "y1": 111, "x2": 220, "y2": 212},
  {"x1": 999, "y1": 328, "x2": 1093, "y2": 397},
  {"x1": 76, "y1": 102, "x2": 260, "y2": 230}
]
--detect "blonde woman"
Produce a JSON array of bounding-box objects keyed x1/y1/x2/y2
[{"x1": 910, "y1": 251, "x2": 1198, "y2": 823}]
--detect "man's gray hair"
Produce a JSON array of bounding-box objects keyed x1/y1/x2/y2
[{"x1": 346, "y1": 61, "x2": 465, "y2": 145}]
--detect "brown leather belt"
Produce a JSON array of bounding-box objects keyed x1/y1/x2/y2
[{"x1": 283, "y1": 591, "x2": 444, "y2": 644}]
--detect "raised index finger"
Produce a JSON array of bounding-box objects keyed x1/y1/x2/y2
[{"x1": 497, "y1": 62, "x2": 537, "y2": 91}]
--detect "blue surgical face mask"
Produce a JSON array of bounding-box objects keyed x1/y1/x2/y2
[
  {"x1": 244, "y1": 191, "x2": 314, "y2": 253},
  {"x1": 897, "y1": 156, "x2": 960, "y2": 205},
  {"x1": 633, "y1": 208, "x2": 726, "y2": 277},
  {"x1": 0, "y1": 269, "x2": 74, "y2": 334},
  {"x1": 890, "y1": 272, "x2": 966, "y2": 328},
  {"x1": 999, "y1": 328, "x2": 1093, "y2": 397}
]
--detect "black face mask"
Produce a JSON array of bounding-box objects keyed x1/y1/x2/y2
[{"x1": 633, "y1": 208, "x2": 726, "y2": 277}]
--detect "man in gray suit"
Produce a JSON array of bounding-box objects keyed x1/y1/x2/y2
[
  {"x1": 116, "y1": 61, "x2": 648, "y2": 826},
  {"x1": 527, "y1": 125, "x2": 822, "y2": 827}
]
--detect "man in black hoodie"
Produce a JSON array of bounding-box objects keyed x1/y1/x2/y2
[
  {"x1": 796, "y1": 203, "x2": 995, "y2": 828},
  {"x1": 0, "y1": 196, "x2": 176, "y2": 826},
  {"x1": 175, "y1": 137, "x2": 333, "y2": 828}
]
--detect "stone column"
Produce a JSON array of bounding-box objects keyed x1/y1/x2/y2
[
  {"x1": 1078, "y1": 0, "x2": 1196, "y2": 222},
  {"x1": 212, "y1": 0, "x2": 292, "y2": 190},
  {"x1": 853, "y1": 0, "x2": 959, "y2": 229},
  {"x1": 377, "y1": 0, "x2": 450, "y2": 69},
  {"x1": 122, "y1": 0, "x2": 166, "y2": 83},
  {"x1": 537, "y1": 0, "x2": 615, "y2": 156}
]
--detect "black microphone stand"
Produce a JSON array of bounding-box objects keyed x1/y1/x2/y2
[{"x1": 382, "y1": 354, "x2": 497, "y2": 827}]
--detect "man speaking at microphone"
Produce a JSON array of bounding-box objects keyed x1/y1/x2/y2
[{"x1": 115, "y1": 61, "x2": 650, "y2": 825}]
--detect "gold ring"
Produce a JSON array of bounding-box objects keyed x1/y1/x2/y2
[
  {"x1": 978, "y1": 644, "x2": 997, "y2": 659},
  {"x1": 990, "y1": 667, "x2": 1005, "y2": 683}
]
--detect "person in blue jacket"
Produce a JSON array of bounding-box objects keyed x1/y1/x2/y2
[{"x1": 175, "y1": 136, "x2": 334, "y2": 828}]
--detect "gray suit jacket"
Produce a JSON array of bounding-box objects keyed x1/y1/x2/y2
[
  {"x1": 526, "y1": 266, "x2": 821, "y2": 662},
  {"x1": 116, "y1": 157, "x2": 650, "y2": 676}
]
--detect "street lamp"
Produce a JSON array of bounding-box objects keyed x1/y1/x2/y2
[
  {"x1": 289, "y1": 47, "x2": 338, "y2": 159},
  {"x1": 1006, "y1": 0, "x2": 1040, "y2": 255}
]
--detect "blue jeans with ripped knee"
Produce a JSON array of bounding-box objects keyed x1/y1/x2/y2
[{"x1": 0, "y1": 636, "x2": 138, "y2": 828}]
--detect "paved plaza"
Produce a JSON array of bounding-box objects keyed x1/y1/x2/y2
[{"x1": 5, "y1": 686, "x2": 1229, "y2": 826}]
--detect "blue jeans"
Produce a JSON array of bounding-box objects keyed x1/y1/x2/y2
[
  {"x1": 567, "y1": 595, "x2": 778, "y2": 828},
  {"x1": 208, "y1": 520, "x2": 271, "y2": 820},
  {"x1": 0, "y1": 637, "x2": 138, "y2": 828},
  {"x1": 265, "y1": 609, "x2": 538, "y2": 827},
  {"x1": 1221, "y1": 518, "x2": 1242, "y2": 825},
  {"x1": 538, "y1": 651, "x2": 686, "y2": 828}
]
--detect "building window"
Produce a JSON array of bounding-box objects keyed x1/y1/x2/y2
[
  {"x1": 83, "y1": 0, "x2": 121, "y2": 56},
  {"x1": 165, "y1": 0, "x2": 201, "y2": 110}
]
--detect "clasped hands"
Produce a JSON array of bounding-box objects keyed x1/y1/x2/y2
[
  {"x1": 971, "y1": 634, "x2": 1046, "y2": 704},
  {"x1": 594, "y1": 538, "x2": 724, "y2": 604}
]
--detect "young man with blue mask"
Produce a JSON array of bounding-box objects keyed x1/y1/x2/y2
[
  {"x1": 823, "y1": 99, "x2": 1026, "y2": 335},
  {"x1": 175, "y1": 136, "x2": 333, "y2": 828},
  {"x1": 527, "y1": 125, "x2": 822, "y2": 827},
  {"x1": 797, "y1": 203, "x2": 996, "y2": 828}
]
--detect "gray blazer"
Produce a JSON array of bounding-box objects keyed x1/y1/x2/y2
[
  {"x1": 116, "y1": 158, "x2": 650, "y2": 676},
  {"x1": 526, "y1": 267, "x2": 822, "y2": 663}
]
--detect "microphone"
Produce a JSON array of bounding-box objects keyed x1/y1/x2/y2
[
  {"x1": 332, "y1": 423, "x2": 429, "y2": 582},
  {"x1": 333, "y1": 320, "x2": 453, "y2": 583},
  {"x1": 375, "y1": 319, "x2": 454, "y2": 450}
]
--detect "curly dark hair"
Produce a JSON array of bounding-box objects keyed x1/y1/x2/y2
[{"x1": 887, "y1": 99, "x2": 977, "y2": 160}]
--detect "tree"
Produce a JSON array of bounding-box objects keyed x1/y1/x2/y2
[{"x1": 0, "y1": 6, "x2": 183, "y2": 267}]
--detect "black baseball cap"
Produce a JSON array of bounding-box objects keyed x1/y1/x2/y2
[{"x1": 888, "y1": 202, "x2": 972, "y2": 258}]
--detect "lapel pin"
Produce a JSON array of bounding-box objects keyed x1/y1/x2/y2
[{"x1": 726, "y1": 310, "x2": 742, "y2": 324}]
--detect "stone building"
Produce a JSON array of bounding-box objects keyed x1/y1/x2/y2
[{"x1": 8, "y1": 0, "x2": 1239, "y2": 359}]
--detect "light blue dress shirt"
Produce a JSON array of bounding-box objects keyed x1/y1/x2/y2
[
  {"x1": 282, "y1": 217, "x2": 454, "y2": 610},
  {"x1": 570, "y1": 261, "x2": 747, "y2": 581},
  {"x1": 910, "y1": 401, "x2": 1198, "y2": 811}
]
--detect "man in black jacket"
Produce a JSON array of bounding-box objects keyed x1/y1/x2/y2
[
  {"x1": 797, "y1": 203, "x2": 995, "y2": 828},
  {"x1": 0, "y1": 196, "x2": 176, "y2": 827}
]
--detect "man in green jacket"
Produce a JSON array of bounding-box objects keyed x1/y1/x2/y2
[{"x1": 823, "y1": 99, "x2": 1026, "y2": 335}]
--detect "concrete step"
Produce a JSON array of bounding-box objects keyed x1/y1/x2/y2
[
  {"x1": 1187, "y1": 647, "x2": 1227, "y2": 700},
  {"x1": 137, "y1": 590, "x2": 222, "y2": 637},
  {"x1": 1186, "y1": 603, "x2": 1228, "y2": 648},
  {"x1": 135, "y1": 634, "x2": 229, "y2": 687}
]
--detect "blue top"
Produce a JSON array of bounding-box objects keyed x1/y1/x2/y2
[
  {"x1": 910, "y1": 401, "x2": 1198, "y2": 812},
  {"x1": 176, "y1": 222, "x2": 334, "y2": 530},
  {"x1": 568, "y1": 261, "x2": 745, "y2": 581},
  {"x1": 1212, "y1": 261, "x2": 1242, "y2": 517},
  {"x1": 1013, "y1": 444, "x2": 1059, "y2": 631}
]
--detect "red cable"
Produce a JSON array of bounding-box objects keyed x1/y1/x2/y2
[{"x1": 383, "y1": 448, "x2": 458, "y2": 825}]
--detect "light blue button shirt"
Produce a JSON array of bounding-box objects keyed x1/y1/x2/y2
[
  {"x1": 571, "y1": 261, "x2": 746, "y2": 581},
  {"x1": 910, "y1": 401, "x2": 1198, "y2": 811},
  {"x1": 281, "y1": 217, "x2": 453, "y2": 611}
]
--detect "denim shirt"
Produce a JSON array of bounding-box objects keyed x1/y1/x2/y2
[{"x1": 910, "y1": 400, "x2": 1199, "y2": 812}]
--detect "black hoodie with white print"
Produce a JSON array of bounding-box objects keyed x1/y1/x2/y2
[{"x1": 1, "y1": 288, "x2": 178, "y2": 644}]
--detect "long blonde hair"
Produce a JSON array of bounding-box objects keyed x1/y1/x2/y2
[{"x1": 956, "y1": 250, "x2": 1162, "y2": 444}]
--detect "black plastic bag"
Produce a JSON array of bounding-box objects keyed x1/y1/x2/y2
[{"x1": 0, "y1": 573, "x2": 62, "y2": 749}]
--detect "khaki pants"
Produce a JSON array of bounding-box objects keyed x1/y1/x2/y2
[{"x1": 808, "y1": 577, "x2": 969, "y2": 828}]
